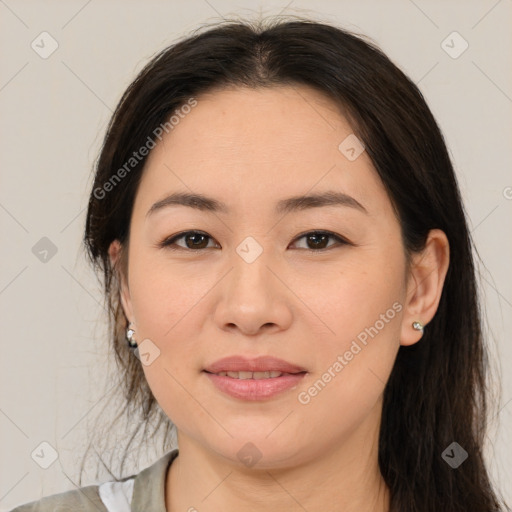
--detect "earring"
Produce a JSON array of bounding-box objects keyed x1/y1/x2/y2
[
  {"x1": 412, "y1": 321, "x2": 424, "y2": 335},
  {"x1": 126, "y1": 323, "x2": 138, "y2": 348}
]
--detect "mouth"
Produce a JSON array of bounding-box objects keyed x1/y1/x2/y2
[{"x1": 202, "y1": 355, "x2": 307, "y2": 400}]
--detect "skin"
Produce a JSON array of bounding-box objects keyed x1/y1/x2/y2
[{"x1": 109, "y1": 85, "x2": 449, "y2": 512}]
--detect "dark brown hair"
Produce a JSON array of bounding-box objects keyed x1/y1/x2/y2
[{"x1": 82, "y1": 17, "x2": 508, "y2": 511}]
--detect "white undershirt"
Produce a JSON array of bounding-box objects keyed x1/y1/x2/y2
[{"x1": 98, "y1": 477, "x2": 135, "y2": 512}]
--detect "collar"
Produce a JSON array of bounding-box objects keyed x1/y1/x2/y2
[{"x1": 130, "y1": 448, "x2": 179, "y2": 511}]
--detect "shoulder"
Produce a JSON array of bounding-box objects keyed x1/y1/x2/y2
[
  {"x1": 9, "y1": 448, "x2": 179, "y2": 512},
  {"x1": 9, "y1": 484, "x2": 107, "y2": 512}
]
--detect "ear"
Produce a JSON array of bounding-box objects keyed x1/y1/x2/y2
[
  {"x1": 400, "y1": 229, "x2": 450, "y2": 346},
  {"x1": 108, "y1": 240, "x2": 135, "y2": 324}
]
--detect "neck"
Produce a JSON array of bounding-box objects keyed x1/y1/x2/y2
[{"x1": 165, "y1": 406, "x2": 390, "y2": 512}]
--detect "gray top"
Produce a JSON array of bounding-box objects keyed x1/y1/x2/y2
[{"x1": 10, "y1": 449, "x2": 179, "y2": 512}]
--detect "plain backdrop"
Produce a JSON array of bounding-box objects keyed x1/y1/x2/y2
[{"x1": 1, "y1": 0, "x2": 511, "y2": 509}]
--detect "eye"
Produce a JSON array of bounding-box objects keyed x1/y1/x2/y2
[
  {"x1": 290, "y1": 230, "x2": 350, "y2": 251},
  {"x1": 159, "y1": 230, "x2": 219, "y2": 251}
]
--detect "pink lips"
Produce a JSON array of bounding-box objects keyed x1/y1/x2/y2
[
  {"x1": 203, "y1": 355, "x2": 307, "y2": 401},
  {"x1": 203, "y1": 355, "x2": 306, "y2": 374}
]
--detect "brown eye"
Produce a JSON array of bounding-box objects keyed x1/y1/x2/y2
[
  {"x1": 160, "y1": 231, "x2": 218, "y2": 250},
  {"x1": 291, "y1": 231, "x2": 349, "y2": 251}
]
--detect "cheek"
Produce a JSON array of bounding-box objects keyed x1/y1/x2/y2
[
  {"x1": 295, "y1": 291, "x2": 403, "y2": 446},
  {"x1": 298, "y1": 243, "x2": 405, "y2": 351},
  {"x1": 126, "y1": 250, "x2": 212, "y2": 400},
  {"x1": 295, "y1": 243, "x2": 405, "y2": 417},
  {"x1": 128, "y1": 249, "x2": 209, "y2": 338}
]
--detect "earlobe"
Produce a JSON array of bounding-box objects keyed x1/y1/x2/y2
[
  {"x1": 108, "y1": 240, "x2": 134, "y2": 323},
  {"x1": 400, "y1": 229, "x2": 450, "y2": 346}
]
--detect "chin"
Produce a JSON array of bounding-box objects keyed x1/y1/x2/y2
[{"x1": 205, "y1": 433, "x2": 309, "y2": 471}]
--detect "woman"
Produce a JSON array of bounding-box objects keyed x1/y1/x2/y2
[{"x1": 11, "y1": 17, "x2": 508, "y2": 512}]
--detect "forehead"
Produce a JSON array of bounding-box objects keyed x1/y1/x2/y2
[
  {"x1": 136, "y1": 85, "x2": 393, "y2": 220},
  {"x1": 149, "y1": 85, "x2": 352, "y2": 167}
]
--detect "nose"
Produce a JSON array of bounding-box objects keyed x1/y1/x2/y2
[{"x1": 213, "y1": 245, "x2": 293, "y2": 337}]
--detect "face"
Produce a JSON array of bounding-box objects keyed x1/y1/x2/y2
[{"x1": 115, "y1": 85, "x2": 413, "y2": 468}]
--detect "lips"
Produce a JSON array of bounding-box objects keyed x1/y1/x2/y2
[
  {"x1": 203, "y1": 356, "x2": 307, "y2": 400},
  {"x1": 203, "y1": 355, "x2": 306, "y2": 375}
]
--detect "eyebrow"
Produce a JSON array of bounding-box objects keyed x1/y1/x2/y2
[{"x1": 146, "y1": 190, "x2": 368, "y2": 217}]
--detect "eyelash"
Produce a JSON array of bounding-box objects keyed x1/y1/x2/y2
[{"x1": 158, "y1": 230, "x2": 351, "y2": 252}]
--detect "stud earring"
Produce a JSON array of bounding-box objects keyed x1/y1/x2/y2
[
  {"x1": 412, "y1": 321, "x2": 424, "y2": 335},
  {"x1": 126, "y1": 323, "x2": 138, "y2": 348}
]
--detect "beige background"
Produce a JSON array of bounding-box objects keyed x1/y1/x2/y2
[{"x1": 1, "y1": 0, "x2": 511, "y2": 509}]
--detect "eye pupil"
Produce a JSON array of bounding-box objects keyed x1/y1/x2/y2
[
  {"x1": 307, "y1": 233, "x2": 328, "y2": 249},
  {"x1": 186, "y1": 233, "x2": 208, "y2": 249}
]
